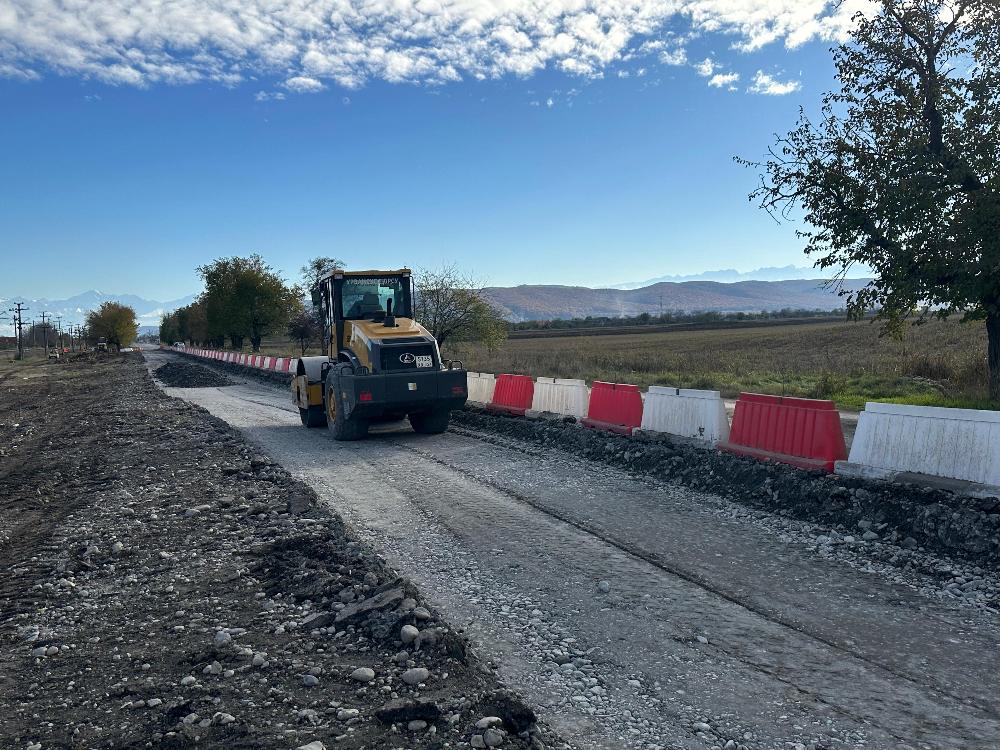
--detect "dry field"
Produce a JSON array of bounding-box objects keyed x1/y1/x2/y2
[{"x1": 448, "y1": 318, "x2": 991, "y2": 411}]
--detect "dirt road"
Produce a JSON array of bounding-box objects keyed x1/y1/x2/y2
[{"x1": 145, "y1": 350, "x2": 1000, "y2": 750}]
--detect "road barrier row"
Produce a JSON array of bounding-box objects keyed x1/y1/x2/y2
[
  {"x1": 174, "y1": 347, "x2": 291, "y2": 378},
  {"x1": 171, "y1": 349, "x2": 999, "y2": 492}
]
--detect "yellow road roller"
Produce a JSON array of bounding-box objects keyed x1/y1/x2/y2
[{"x1": 292, "y1": 268, "x2": 468, "y2": 439}]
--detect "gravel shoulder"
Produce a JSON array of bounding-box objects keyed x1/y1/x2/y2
[
  {"x1": 0, "y1": 353, "x2": 556, "y2": 750},
  {"x1": 147, "y1": 351, "x2": 1000, "y2": 750}
]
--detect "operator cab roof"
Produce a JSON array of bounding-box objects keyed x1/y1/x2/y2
[{"x1": 316, "y1": 268, "x2": 412, "y2": 286}]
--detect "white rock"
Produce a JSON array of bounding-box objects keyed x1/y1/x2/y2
[
  {"x1": 302, "y1": 674, "x2": 319, "y2": 687},
  {"x1": 180, "y1": 676, "x2": 196, "y2": 686},
  {"x1": 400, "y1": 625, "x2": 419, "y2": 644},
  {"x1": 471, "y1": 735, "x2": 487, "y2": 749},
  {"x1": 597, "y1": 580, "x2": 611, "y2": 593},
  {"x1": 350, "y1": 667, "x2": 375, "y2": 683},
  {"x1": 407, "y1": 720, "x2": 428, "y2": 731},
  {"x1": 296, "y1": 742, "x2": 326, "y2": 750},
  {"x1": 214, "y1": 630, "x2": 232, "y2": 648},
  {"x1": 484, "y1": 728, "x2": 505, "y2": 747},
  {"x1": 476, "y1": 717, "x2": 503, "y2": 729},
  {"x1": 337, "y1": 708, "x2": 360, "y2": 721},
  {"x1": 402, "y1": 667, "x2": 429, "y2": 686}
]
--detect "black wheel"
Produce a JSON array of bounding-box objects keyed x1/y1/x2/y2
[
  {"x1": 300, "y1": 405, "x2": 327, "y2": 428},
  {"x1": 326, "y1": 365, "x2": 368, "y2": 441},
  {"x1": 409, "y1": 408, "x2": 451, "y2": 435}
]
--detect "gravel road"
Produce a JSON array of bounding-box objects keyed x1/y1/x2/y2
[{"x1": 146, "y1": 350, "x2": 1000, "y2": 750}]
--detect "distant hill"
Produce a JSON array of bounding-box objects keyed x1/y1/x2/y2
[{"x1": 484, "y1": 278, "x2": 870, "y2": 322}]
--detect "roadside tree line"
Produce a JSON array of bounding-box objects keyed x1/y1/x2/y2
[{"x1": 160, "y1": 256, "x2": 507, "y2": 353}]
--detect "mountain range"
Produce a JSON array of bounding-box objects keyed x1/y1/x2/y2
[
  {"x1": 483, "y1": 278, "x2": 869, "y2": 322},
  {"x1": 0, "y1": 291, "x2": 197, "y2": 334},
  {"x1": 611, "y1": 265, "x2": 871, "y2": 289},
  {"x1": 2, "y1": 275, "x2": 871, "y2": 334}
]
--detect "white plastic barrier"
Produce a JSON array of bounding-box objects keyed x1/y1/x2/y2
[
  {"x1": 262, "y1": 357, "x2": 273, "y2": 369},
  {"x1": 467, "y1": 372, "x2": 496, "y2": 404},
  {"x1": 640, "y1": 386, "x2": 730, "y2": 445},
  {"x1": 531, "y1": 377, "x2": 590, "y2": 418},
  {"x1": 839, "y1": 403, "x2": 1000, "y2": 487}
]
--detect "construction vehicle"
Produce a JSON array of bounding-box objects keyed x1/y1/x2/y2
[
  {"x1": 291, "y1": 269, "x2": 468, "y2": 440},
  {"x1": 97, "y1": 338, "x2": 109, "y2": 352}
]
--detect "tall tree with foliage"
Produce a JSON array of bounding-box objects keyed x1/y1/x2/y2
[
  {"x1": 199, "y1": 254, "x2": 298, "y2": 351},
  {"x1": 301, "y1": 256, "x2": 345, "y2": 290},
  {"x1": 86, "y1": 302, "x2": 138, "y2": 350},
  {"x1": 745, "y1": 0, "x2": 1000, "y2": 398},
  {"x1": 414, "y1": 265, "x2": 508, "y2": 351}
]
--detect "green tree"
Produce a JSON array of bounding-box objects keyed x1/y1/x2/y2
[
  {"x1": 199, "y1": 254, "x2": 298, "y2": 351},
  {"x1": 287, "y1": 308, "x2": 318, "y2": 354},
  {"x1": 86, "y1": 302, "x2": 138, "y2": 350},
  {"x1": 300, "y1": 256, "x2": 345, "y2": 290},
  {"x1": 745, "y1": 0, "x2": 1000, "y2": 398},
  {"x1": 414, "y1": 264, "x2": 508, "y2": 351}
]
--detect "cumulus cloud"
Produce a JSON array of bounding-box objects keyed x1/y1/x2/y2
[
  {"x1": 0, "y1": 1, "x2": 870, "y2": 90},
  {"x1": 284, "y1": 75, "x2": 325, "y2": 93},
  {"x1": 708, "y1": 72, "x2": 740, "y2": 88},
  {"x1": 748, "y1": 70, "x2": 801, "y2": 95}
]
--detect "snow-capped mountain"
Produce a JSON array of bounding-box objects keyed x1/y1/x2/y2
[{"x1": 0, "y1": 291, "x2": 197, "y2": 334}]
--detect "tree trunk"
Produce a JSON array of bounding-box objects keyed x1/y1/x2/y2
[
  {"x1": 988, "y1": 313, "x2": 1000, "y2": 402},
  {"x1": 250, "y1": 335, "x2": 262, "y2": 352}
]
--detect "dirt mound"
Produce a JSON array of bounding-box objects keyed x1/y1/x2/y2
[{"x1": 155, "y1": 360, "x2": 235, "y2": 387}]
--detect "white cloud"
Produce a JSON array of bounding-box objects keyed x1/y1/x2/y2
[
  {"x1": 284, "y1": 75, "x2": 324, "y2": 93},
  {"x1": 748, "y1": 70, "x2": 801, "y2": 95},
  {"x1": 255, "y1": 90, "x2": 286, "y2": 101},
  {"x1": 694, "y1": 57, "x2": 717, "y2": 77},
  {"x1": 708, "y1": 71, "x2": 739, "y2": 88},
  {"x1": 0, "y1": 1, "x2": 868, "y2": 91}
]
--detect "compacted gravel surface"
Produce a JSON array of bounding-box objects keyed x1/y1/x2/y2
[
  {"x1": 0, "y1": 354, "x2": 557, "y2": 750},
  {"x1": 148, "y1": 350, "x2": 1000, "y2": 750}
]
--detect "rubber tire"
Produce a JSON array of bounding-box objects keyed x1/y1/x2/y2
[
  {"x1": 409, "y1": 408, "x2": 451, "y2": 435},
  {"x1": 326, "y1": 366, "x2": 369, "y2": 441},
  {"x1": 300, "y1": 405, "x2": 327, "y2": 428}
]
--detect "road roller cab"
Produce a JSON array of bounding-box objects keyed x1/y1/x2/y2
[{"x1": 291, "y1": 268, "x2": 468, "y2": 439}]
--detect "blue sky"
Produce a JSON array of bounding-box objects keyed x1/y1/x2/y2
[{"x1": 0, "y1": 1, "x2": 874, "y2": 300}]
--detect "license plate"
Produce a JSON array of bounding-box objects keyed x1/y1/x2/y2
[{"x1": 415, "y1": 355, "x2": 432, "y2": 368}]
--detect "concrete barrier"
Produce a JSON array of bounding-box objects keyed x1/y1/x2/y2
[
  {"x1": 640, "y1": 386, "x2": 730, "y2": 445},
  {"x1": 531, "y1": 377, "x2": 589, "y2": 418},
  {"x1": 467, "y1": 372, "x2": 497, "y2": 404},
  {"x1": 837, "y1": 403, "x2": 1000, "y2": 492}
]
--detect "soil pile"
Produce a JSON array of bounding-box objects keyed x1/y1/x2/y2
[{"x1": 155, "y1": 360, "x2": 236, "y2": 388}]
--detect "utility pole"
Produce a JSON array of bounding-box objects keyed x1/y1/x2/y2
[
  {"x1": 10, "y1": 302, "x2": 28, "y2": 360},
  {"x1": 39, "y1": 311, "x2": 50, "y2": 358},
  {"x1": 55, "y1": 316, "x2": 63, "y2": 352}
]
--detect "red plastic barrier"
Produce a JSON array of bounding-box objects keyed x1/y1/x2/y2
[
  {"x1": 278, "y1": 358, "x2": 290, "y2": 372},
  {"x1": 718, "y1": 393, "x2": 848, "y2": 472},
  {"x1": 487, "y1": 374, "x2": 534, "y2": 416},
  {"x1": 582, "y1": 382, "x2": 643, "y2": 435}
]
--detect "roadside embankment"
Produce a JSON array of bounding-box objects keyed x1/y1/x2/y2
[
  {"x1": 453, "y1": 406, "x2": 1000, "y2": 571},
  {"x1": 0, "y1": 353, "x2": 559, "y2": 750}
]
